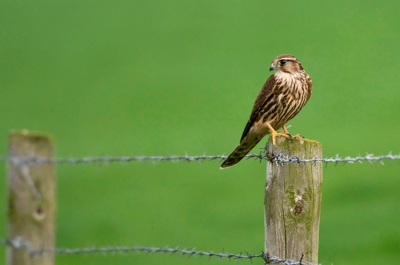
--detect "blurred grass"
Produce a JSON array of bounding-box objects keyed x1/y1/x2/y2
[{"x1": 1, "y1": 1, "x2": 400, "y2": 264}]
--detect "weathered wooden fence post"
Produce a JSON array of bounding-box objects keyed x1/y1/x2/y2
[
  {"x1": 264, "y1": 136, "x2": 322, "y2": 264},
  {"x1": 7, "y1": 131, "x2": 56, "y2": 265}
]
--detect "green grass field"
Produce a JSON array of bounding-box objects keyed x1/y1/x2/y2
[{"x1": 1, "y1": 1, "x2": 400, "y2": 264}]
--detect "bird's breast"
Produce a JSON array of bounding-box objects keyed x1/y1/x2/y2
[{"x1": 260, "y1": 72, "x2": 311, "y2": 130}]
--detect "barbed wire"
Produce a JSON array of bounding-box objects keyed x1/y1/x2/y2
[
  {"x1": 0, "y1": 237, "x2": 318, "y2": 265},
  {"x1": 3, "y1": 154, "x2": 240, "y2": 165},
  {"x1": 2, "y1": 152, "x2": 400, "y2": 166}
]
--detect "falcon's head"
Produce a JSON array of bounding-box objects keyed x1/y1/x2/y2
[{"x1": 269, "y1": 54, "x2": 304, "y2": 74}]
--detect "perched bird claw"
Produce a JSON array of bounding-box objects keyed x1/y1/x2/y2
[
  {"x1": 281, "y1": 125, "x2": 305, "y2": 142},
  {"x1": 269, "y1": 128, "x2": 291, "y2": 145},
  {"x1": 282, "y1": 125, "x2": 294, "y2": 140}
]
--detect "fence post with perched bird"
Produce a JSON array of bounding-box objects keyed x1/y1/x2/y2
[{"x1": 264, "y1": 136, "x2": 322, "y2": 264}]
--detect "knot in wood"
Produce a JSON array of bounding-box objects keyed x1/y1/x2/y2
[{"x1": 294, "y1": 195, "x2": 303, "y2": 215}]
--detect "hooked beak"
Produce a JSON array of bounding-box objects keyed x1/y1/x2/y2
[{"x1": 269, "y1": 64, "x2": 277, "y2": 71}]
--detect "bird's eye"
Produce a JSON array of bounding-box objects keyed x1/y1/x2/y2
[{"x1": 280, "y1": 59, "x2": 286, "y2": 65}]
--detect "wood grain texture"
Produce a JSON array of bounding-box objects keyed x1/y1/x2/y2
[
  {"x1": 264, "y1": 136, "x2": 322, "y2": 264},
  {"x1": 7, "y1": 131, "x2": 56, "y2": 265}
]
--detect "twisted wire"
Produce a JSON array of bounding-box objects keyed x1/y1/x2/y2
[
  {"x1": 0, "y1": 237, "x2": 319, "y2": 264},
  {"x1": 1, "y1": 152, "x2": 399, "y2": 166}
]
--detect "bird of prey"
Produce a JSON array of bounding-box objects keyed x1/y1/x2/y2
[{"x1": 220, "y1": 54, "x2": 312, "y2": 169}]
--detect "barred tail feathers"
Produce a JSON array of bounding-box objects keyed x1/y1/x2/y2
[{"x1": 220, "y1": 133, "x2": 263, "y2": 169}]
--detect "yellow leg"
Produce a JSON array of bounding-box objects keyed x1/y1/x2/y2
[
  {"x1": 266, "y1": 123, "x2": 290, "y2": 145},
  {"x1": 282, "y1": 125, "x2": 290, "y2": 134}
]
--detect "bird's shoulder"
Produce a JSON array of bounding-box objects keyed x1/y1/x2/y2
[
  {"x1": 253, "y1": 75, "x2": 277, "y2": 109},
  {"x1": 240, "y1": 75, "x2": 278, "y2": 141}
]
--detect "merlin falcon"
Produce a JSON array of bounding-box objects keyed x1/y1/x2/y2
[{"x1": 220, "y1": 54, "x2": 312, "y2": 169}]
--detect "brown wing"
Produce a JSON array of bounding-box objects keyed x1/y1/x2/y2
[{"x1": 240, "y1": 75, "x2": 277, "y2": 141}]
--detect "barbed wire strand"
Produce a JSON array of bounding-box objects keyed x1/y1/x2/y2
[
  {"x1": 0, "y1": 237, "x2": 319, "y2": 265},
  {"x1": 2, "y1": 152, "x2": 400, "y2": 166}
]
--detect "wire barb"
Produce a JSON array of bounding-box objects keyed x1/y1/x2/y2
[
  {"x1": 0, "y1": 237, "x2": 265, "y2": 260},
  {"x1": 1, "y1": 152, "x2": 399, "y2": 166},
  {"x1": 0, "y1": 237, "x2": 322, "y2": 264}
]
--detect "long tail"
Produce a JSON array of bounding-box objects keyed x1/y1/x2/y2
[{"x1": 220, "y1": 133, "x2": 263, "y2": 169}]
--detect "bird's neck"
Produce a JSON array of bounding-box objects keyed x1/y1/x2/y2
[{"x1": 275, "y1": 70, "x2": 305, "y2": 80}]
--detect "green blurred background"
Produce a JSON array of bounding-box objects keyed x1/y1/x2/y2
[{"x1": 1, "y1": 1, "x2": 400, "y2": 264}]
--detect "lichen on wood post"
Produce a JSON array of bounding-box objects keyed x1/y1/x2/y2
[
  {"x1": 7, "y1": 131, "x2": 56, "y2": 265},
  {"x1": 264, "y1": 136, "x2": 322, "y2": 264}
]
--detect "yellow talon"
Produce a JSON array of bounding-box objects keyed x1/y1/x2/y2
[
  {"x1": 267, "y1": 124, "x2": 305, "y2": 145},
  {"x1": 282, "y1": 125, "x2": 290, "y2": 135},
  {"x1": 282, "y1": 125, "x2": 305, "y2": 141},
  {"x1": 267, "y1": 123, "x2": 290, "y2": 145}
]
